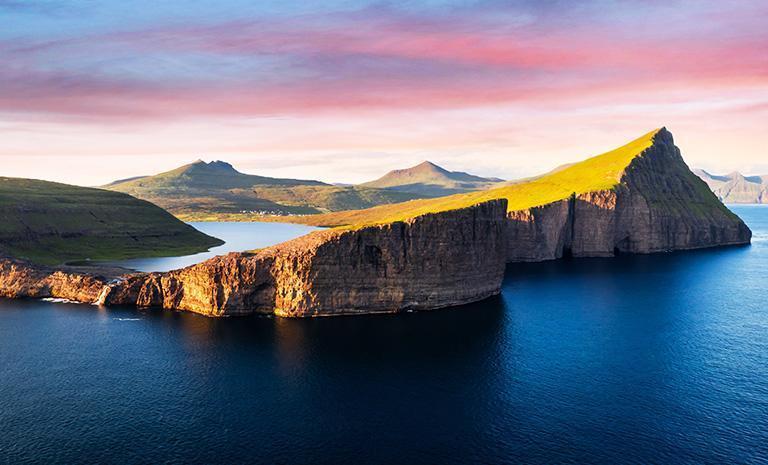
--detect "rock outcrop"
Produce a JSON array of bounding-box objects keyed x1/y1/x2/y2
[
  {"x1": 0, "y1": 257, "x2": 113, "y2": 303},
  {"x1": 506, "y1": 129, "x2": 751, "y2": 261},
  {"x1": 0, "y1": 128, "x2": 752, "y2": 317}
]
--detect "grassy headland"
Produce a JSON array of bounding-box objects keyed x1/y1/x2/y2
[{"x1": 0, "y1": 177, "x2": 222, "y2": 265}]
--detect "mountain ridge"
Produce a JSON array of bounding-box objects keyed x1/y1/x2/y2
[
  {"x1": 694, "y1": 169, "x2": 768, "y2": 203},
  {"x1": 104, "y1": 160, "x2": 427, "y2": 216}
]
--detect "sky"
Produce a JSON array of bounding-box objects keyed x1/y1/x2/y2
[{"x1": 1, "y1": 0, "x2": 766, "y2": 185}]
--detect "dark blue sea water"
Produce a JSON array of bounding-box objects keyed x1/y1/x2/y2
[{"x1": 1, "y1": 206, "x2": 767, "y2": 464}]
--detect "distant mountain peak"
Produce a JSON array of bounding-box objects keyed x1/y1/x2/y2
[
  {"x1": 414, "y1": 160, "x2": 443, "y2": 169},
  {"x1": 207, "y1": 160, "x2": 237, "y2": 171},
  {"x1": 181, "y1": 159, "x2": 239, "y2": 175},
  {"x1": 361, "y1": 160, "x2": 503, "y2": 196},
  {"x1": 103, "y1": 159, "x2": 329, "y2": 192}
]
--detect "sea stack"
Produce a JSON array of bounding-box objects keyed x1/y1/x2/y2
[{"x1": 505, "y1": 128, "x2": 752, "y2": 261}]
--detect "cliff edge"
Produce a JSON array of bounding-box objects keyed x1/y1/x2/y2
[
  {"x1": 505, "y1": 128, "x2": 751, "y2": 261},
  {"x1": 97, "y1": 199, "x2": 508, "y2": 316}
]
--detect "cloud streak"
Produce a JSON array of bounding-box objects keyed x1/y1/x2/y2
[
  {"x1": 1, "y1": 0, "x2": 767, "y2": 185},
  {"x1": 2, "y1": 1, "x2": 766, "y2": 122}
]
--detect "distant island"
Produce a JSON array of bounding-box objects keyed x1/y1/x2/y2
[
  {"x1": 694, "y1": 169, "x2": 768, "y2": 204},
  {"x1": 0, "y1": 128, "x2": 751, "y2": 317}
]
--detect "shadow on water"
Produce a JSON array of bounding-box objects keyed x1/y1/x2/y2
[{"x1": 128, "y1": 295, "x2": 508, "y2": 367}]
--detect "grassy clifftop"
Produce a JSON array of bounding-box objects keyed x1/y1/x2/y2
[
  {"x1": 0, "y1": 177, "x2": 222, "y2": 264},
  {"x1": 293, "y1": 128, "x2": 661, "y2": 227}
]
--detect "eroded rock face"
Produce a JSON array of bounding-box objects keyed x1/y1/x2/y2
[
  {"x1": 506, "y1": 129, "x2": 751, "y2": 262},
  {"x1": 0, "y1": 258, "x2": 110, "y2": 302},
  {"x1": 100, "y1": 199, "x2": 509, "y2": 317}
]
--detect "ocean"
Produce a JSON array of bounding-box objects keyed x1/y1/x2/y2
[{"x1": 1, "y1": 206, "x2": 766, "y2": 464}]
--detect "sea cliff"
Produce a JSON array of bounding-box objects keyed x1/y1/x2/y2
[
  {"x1": 99, "y1": 199, "x2": 508, "y2": 316},
  {"x1": 505, "y1": 129, "x2": 751, "y2": 261},
  {"x1": 0, "y1": 128, "x2": 752, "y2": 317}
]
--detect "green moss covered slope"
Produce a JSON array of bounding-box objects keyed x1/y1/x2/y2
[{"x1": 0, "y1": 177, "x2": 222, "y2": 265}]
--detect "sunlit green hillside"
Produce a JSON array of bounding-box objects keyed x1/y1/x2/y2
[
  {"x1": 292, "y1": 129, "x2": 661, "y2": 227},
  {"x1": 0, "y1": 178, "x2": 221, "y2": 264}
]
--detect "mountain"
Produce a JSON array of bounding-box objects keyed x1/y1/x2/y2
[
  {"x1": 0, "y1": 177, "x2": 221, "y2": 265},
  {"x1": 105, "y1": 160, "x2": 427, "y2": 217},
  {"x1": 106, "y1": 159, "x2": 327, "y2": 191},
  {"x1": 360, "y1": 161, "x2": 504, "y2": 196},
  {"x1": 693, "y1": 169, "x2": 768, "y2": 203}
]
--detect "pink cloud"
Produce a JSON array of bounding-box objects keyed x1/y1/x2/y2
[{"x1": 0, "y1": 5, "x2": 766, "y2": 123}]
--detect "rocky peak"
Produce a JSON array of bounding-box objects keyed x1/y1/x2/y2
[
  {"x1": 653, "y1": 126, "x2": 673, "y2": 144},
  {"x1": 412, "y1": 161, "x2": 448, "y2": 173},
  {"x1": 184, "y1": 159, "x2": 239, "y2": 175}
]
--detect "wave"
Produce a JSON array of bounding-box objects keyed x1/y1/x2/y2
[{"x1": 41, "y1": 297, "x2": 79, "y2": 304}]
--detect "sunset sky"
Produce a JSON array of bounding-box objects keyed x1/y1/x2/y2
[{"x1": 2, "y1": 0, "x2": 766, "y2": 185}]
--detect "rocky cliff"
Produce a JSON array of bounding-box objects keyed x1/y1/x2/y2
[
  {"x1": 505, "y1": 129, "x2": 751, "y2": 261},
  {"x1": 0, "y1": 128, "x2": 752, "y2": 317},
  {"x1": 97, "y1": 199, "x2": 509, "y2": 316},
  {"x1": 0, "y1": 257, "x2": 114, "y2": 302}
]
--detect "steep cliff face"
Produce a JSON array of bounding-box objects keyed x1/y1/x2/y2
[
  {"x1": 99, "y1": 199, "x2": 509, "y2": 317},
  {"x1": 506, "y1": 128, "x2": 751, "y2": 261}
]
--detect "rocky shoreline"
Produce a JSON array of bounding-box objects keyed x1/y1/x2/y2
[{"x1": 0, "y1": 129, "x2": 752, "y2": 317}]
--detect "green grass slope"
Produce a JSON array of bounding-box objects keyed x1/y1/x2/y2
[
  {"x1": 105, "y1": 160, "x2": 428, "y2": 217},
  {"x1": 0, "y1": 177, "x2": 222, "y2": 265},
  {"x1": 291, "y1": 129, "x2": 662, "y2": 227}
]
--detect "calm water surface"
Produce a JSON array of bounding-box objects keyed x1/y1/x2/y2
[
  {"x1": 1, "y1": 207, "x2": 767, "y2": 464},
  {"x1": 100, "y1": 221, "x2": 319, "y2": 272}
]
